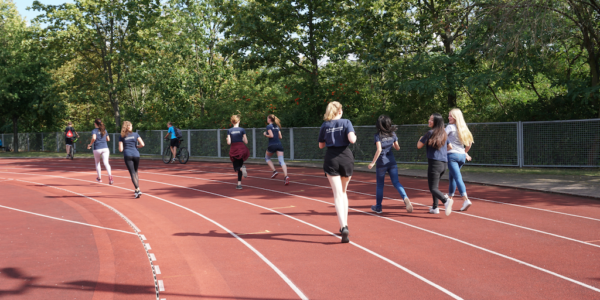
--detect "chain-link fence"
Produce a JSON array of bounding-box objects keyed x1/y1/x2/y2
[{"x1": 2, "y1": 119, "x2": 599, "y2": 167}]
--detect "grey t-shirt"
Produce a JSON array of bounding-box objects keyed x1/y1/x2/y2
[
  {"x1": 92, "y1": 128, "x2": 108, "y2": 150},
  {"x1": 445, "y1": 124, "x2": 465, "y2": 154}
]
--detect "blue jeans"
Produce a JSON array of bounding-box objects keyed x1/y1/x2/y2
[
  {"x1": 447, "y1": 153, "x2": 467, "y2": 197},
  {"x1": 375, "y1": 164, "x2": 407, "y2": 209}
]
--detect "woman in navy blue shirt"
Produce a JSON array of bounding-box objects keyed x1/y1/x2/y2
[
  {"x1": 417, "y1": 113, "x2": 454, "y2": 215},
  {"x1": 227, "y1": 115, "x2": 249, "y2": 189},
  {"x1": 318, "y1": 101, "x2": 357, "y2": 243},
  {"x1": 119, "y1": 121, "x2": 145, "y2": 198},
  {"x1": 367, "y1": 115, "x2": 412, "y2": 214},
  {"x1": 87, "y1": 118, "x2": 113, "y2": 185},
  {"x1": 263, "y1": 114, "x2": 289, "y2": 185}
]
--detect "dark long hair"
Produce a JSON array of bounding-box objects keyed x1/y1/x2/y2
[
  {"x1": 428, "y1": 113, "x2": 447, "y2": 149},
  {"x1": 376, "y1": 115, "x2": 397, "y2": 139},
  {"x1": 94, "y1": 119, "x2": 106, "y2": 137}
]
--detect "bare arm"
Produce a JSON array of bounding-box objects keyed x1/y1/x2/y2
[
  {"x1": 119, "y1": 141, "x2": 124, "y2": 152},
  {"x1": 319, "y1": 142, "x2": 326, "y2": 149},
  {"x1": 226, "y1": 135, "x2": 231, "y2": 145},
  {"x1": 137, "y1": 137, "x2": 145, "y2": 148},
  {"x1": 393, "y1": 141, "x2": 400, "y2": 151},
  {"x1": 243, "y1": 134, "x2": 248, "y2": 144},
  {"x1": 348, "y1": 132, "x2": 357, "y2": 144},
  {"x1": 465, "y1": 143, "x2": 472, "y2": 161},
  {"x1": 368, "y1": 142, "x2": 382, "y2": 169},
  {"x1": 447, "y1": 143, "x2": 453, "y2": 151},
  {"x1": 279, "y1": 131, "x2": 283, "y2": 139},
  {"x1": 264, "y1": 129, "x2": 274, "y2": 138},
  {"x1": 417, "y1": 137, "x2": 425, "y2": 149},
  {"x1": 87, "y1": 134, "x2": 97, "y2": 149},
  {"x1": 106, "y1": 135, "x2": 110, "y2": 142}
]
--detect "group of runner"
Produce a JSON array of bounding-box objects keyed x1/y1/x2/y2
[{"x1": 65, "y1": 101, "x2": 474, "y2": 243}]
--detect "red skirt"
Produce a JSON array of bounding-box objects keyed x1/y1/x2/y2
[{"x1": 229, "y1": 142, "x2": 249, "y2": 162}]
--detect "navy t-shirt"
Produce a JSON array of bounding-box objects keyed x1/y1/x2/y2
[
  {"x1": 267, "y1": 124, "x2": 281, "y2": 145},
  {"x1": 228, "y1": 127, "x2": 246, "y2": 143},
  {"x1": 318, "y1": 119, "x2": 355, "y2": 148},
  {"x1": 92, "y1": 128, "x2": 108, "y2": 150},
  {"x1": 374, "y1": 133, "x2": 398, "y2": 167},
  {"x1": 419, "y1": 130, "x2": 449, "y2": 162},
  {"x1": 119, "y1": 132, "x2": 140, "y2": 157}
]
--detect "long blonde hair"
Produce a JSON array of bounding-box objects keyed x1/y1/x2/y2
[
  {"x1": 449, "y1": 108, "x2": 473, "y2": 146},
  {"x1": 230, "y1": 115, "x2": 241, "y2": 125},
  {"x1": 121, "y1": 121, "x2": 133, "y2": 138},
  {"x1": 323, "y1": 101, "x2": 342, "y2": 121},
  {"x1": 268, "y1": 114, "x2": 281, "y2": 128}
]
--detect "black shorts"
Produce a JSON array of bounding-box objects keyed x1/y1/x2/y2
[
  {"x1": 323, "y1": 146, "x2": 354, "y2": 177},
  {"x1": 65, "y1": 138, "x2": 73, "y2": 145},
  {"x1": 267, "y1": 143, "x2": 284, "y2": 153},
  {"x1": 170, "y1": 138, "x2": 180, "y2": 147}
]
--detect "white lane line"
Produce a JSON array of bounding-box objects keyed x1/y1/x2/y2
[
  {"x1": 155, "y1": 265, "x2": 161, "y2": 274},
  {"x1": 141, "y1": 234, "x2": 147, "y2": 240},
  {"x1": 3, "y1": 171, "x2": 309, "y2": 300},
  {"x1": 7, "y1": 178, "x2": 162, "y2": 300},
  {"x1": 150, "y1": 253, "x2": 157, "y2": 261},
  {"x1": 145, "y1": 243, "x2": 152, "y2": 250},
  {"x1": 0, "y1": 204, "x2": 137, "y2": 235},
  {"x1": 130, "y1": 170, "x2": 600, "y2": 294},
  {"x1": 158, "y1": 280, "x2": 165, "y2": 292}
]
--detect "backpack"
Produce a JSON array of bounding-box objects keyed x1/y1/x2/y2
[
  {"x1": 66, "y1": 128, "x2": 73, "y2": 138},
  {"x1": 174, "y1": 127, "x2": 183, "y2": 139}
]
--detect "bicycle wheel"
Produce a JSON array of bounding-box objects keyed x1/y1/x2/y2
[
  {"x1": 162, "y1": 146, "x2": 172, "y2": 164},
  {"x1": 70, "y1": 145, "x2": 74, "y2": 160},
  {"x1": 179, "y1": 148, "x2": 189, "y2": 164}
]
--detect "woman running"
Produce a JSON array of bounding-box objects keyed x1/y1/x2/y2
[
  {"x1": 227, "y1": 115, "x2": 249, "y2": 189},
  {"x1": 447, "y1": 108, "x2": 474, "y2": 211},
  {"x1": 263, "y1": 114, "x2": 289, "y2": 185},
  {"x1": 87, "y1": 118, "x2": 113, "y2": 184},
  {"x1": 417, "y1": 113, "x2": 453, "y2": 215},
  {"x1": 318, "y1": 101, "x2": 357, "y2": 243},
  {"x1": 367, "y1": 115, "x2": 412, "y2": 214},
  {"x1": 119, "y1": 121, "x2": 145, "y2": 198}
]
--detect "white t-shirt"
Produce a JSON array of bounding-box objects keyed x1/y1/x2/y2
[{"x1": 445, "y1": 124, "x2": 465, "y2": 154}]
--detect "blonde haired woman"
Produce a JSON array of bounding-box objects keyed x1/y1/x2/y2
[
  {"x1": 318, "y1": 101, "x2": 357, "y2": 243},
  {"x1": 227, "y1": 115, "x2": 249, "y2": 189},
  {"x1": 446, "y1": 108, "x2": 474, "y2": 211},
  {"x1": 119, "y1": 121, "x2": 145, "y2": 198}
]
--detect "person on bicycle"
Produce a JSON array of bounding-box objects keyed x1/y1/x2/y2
[
  {"x1": 164, "y1": 122, "x2": 180, "y2": 163},
  {"x1": 65, "y1": 121, "x2": 80, "y2": 159}
]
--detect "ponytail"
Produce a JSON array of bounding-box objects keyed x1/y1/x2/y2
[
  {"x1": 268, "y1": 114, "x2": 281, "y2": 128},
  {"x1": 94, "y1": 118, "x2": 106, "y2": 137}
]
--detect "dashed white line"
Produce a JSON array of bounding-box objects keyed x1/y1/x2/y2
[
  {"x1": 141, "y1": 234, "x2": 147, "y2": 240},
  {"x1": 145, "y1": 243, "x2": 151, "y2": 250},
  {"x1": 155, "y1": 265, "x2": 161, "y2": 274},
  {"x1": 150, "y1": 253, "x2": 157, "y2": 261},
  {"x1": 158, "y1": 280, "x2": 165, "y2": 292}
]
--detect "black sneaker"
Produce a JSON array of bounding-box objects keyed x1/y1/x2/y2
[
  {"x1": 271, "y1": 171, "x2": 278, "y2": 179},
  {"x1": 371, "y1": 205, "x2": 382, "y2": 214},
  {"x1": 236, "y1": 185, "x2": 242, "y2": 190},
  {"x1": 341, "y1": 226, "x2": 349, "y2": 243}
]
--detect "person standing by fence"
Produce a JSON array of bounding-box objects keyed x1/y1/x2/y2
[
  {"x1": 367, "y1": 115, "x2": 412, "y2": 214},
  {"x1": 64, "y1": 121, "x2": 80, "y2": 159},
  {"x1": 447, "y1": 108, "x2": 474, "y2": 211},
  {"x1": 263, "y1": 114, "x2": 289, "y2": 185},
  {"x1": 227, "y1": 115, "x2": 249, "y2": 190},
  {"x1": 318, "y1": 101, "x2": 357, "y2": 243},
  {"x1": 87, "y1": 119, "x2": 113, "y2": 185},
  {"x1": 119, "y1": 121, "x2": 145, "y2": 198},
  {"x1": 418, "y1": 113, "x2": 454, "y2": 216},
  {"x1": 164, "y1": 122, "x2": 180, "y2": 163}
]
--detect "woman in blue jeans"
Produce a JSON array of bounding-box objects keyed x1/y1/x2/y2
[
  {"x1": 368, "y1": 115, "x2": 413, "y2": 214},
  {"x1": 446, "y1": 108, "x2": 474, "y2": 211}
]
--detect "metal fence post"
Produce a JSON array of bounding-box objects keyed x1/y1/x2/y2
[
  {"x1": 41, "y1": 133, "x2": 45, "y2": 152},
  {"x1": 252, "y1": 128, "x2": 256, "y2": 158},
  {"x1": 518, "y1": 121, "x2": 524, "y2": 168},
  {"x1": 27, "y1": 133, "x2": 30, "y2": 152},
  {"x1": 218, "y1": 129, "x2": 223, "y2": 157},
  {"x1": 187, "y1": 130, "x2": 191, "y2": 156},
  {"x1": 289, "y1": 128, "x2": 294, "y2": 160},
  {"x1": 113, "y1": 133, "x2": 116, "y2": 154},
  {"x1": 160, "y1": 130, "x2": 164, "y2": 155},
  {"x1": 56, "y1": 132, "x2": 59, "y2": 152}
]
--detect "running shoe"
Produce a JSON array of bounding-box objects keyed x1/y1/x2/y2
[
  {"x1": 134, "y1": 190, "x2": 143, "y2": 198},
  {"x1": 339, "y1": 226, "x2": 348, "y2": 234},
  {"x1": 236, "y1": 185, "x2": 242, "y2": 190},
  {"x1": 109, "y1": 176, "x2": 114, "y2": 185},
  {"x1": 371, "y1": 205, "x2": 382, "y2": 214},
  {"x1": 460, "y1": 198, "x2": 472, "y2": 211},
  {"x1": 241, "y1": 166, "x2": 247, "y2": 178},
  {"x1": 284, "y1": 176, "x2": 289, "y2": 186},
  {"x1": 404, "y1": 197, "x2": 413, "y2": 213},
  {"x1": 341, "y1": 226, "x2": 349, "y2": 243},
  {"x1": 444, "y1": 196, "x2": 453, "y2": 216},
  {"x1": 96, "y1": 177, "x2": 102, "y2": 183},
  {"x1": 271, "y1": 171, "x2": 278, "y2": 179},
  {"x1": 428, "y1": 208, "x2": 440, "y2": 214}
]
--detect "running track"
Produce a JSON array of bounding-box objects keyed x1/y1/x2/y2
[{"x1": 0, "y1": 158, "x2": 599, "y2": 299}]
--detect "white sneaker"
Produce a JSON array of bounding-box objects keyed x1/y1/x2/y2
[
  {"x1": 461, "y1": 199, "x2": 472, "y2": 211},
  {"x1": 241, "y1": 166, "x2": 247, "y2": 178},
  {"x1": 428, "y1": 208, "x2": 439, "y2": 214},
  {"x1": 444, "y1": 196, "x2": 453, "y2": 216},
  {"x1": 404, "y1": 197, "x2": 413, "y2": 213}
]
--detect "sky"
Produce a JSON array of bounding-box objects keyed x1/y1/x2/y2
[{"x1": 13, "y1": 0, "x2": 72, "y2": 22}]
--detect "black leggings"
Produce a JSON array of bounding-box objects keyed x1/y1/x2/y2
[
  {"x1": 124, "y1": 156, "x2": 140, "y2": 189},
  {"x1": 233, "y1": 159, "x2": 244, "y2": 182},
  {"x1": 428, "y1": 159, "x2": 447, "y2": 209}
]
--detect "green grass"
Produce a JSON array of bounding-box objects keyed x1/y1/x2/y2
[{"x1": 2, "y1": 151, "x2": 599, "y2": 177}]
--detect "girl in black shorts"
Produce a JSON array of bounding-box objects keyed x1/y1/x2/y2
[
  {"x1": 227, "y1": 115, "x2": 250, "y2": 189},
  {"x1": 318, "y1": 101, "x2": 357, "y2": 243},
  {"x1": 263, "y1": 114, "x2": 289, "y2": 185}
]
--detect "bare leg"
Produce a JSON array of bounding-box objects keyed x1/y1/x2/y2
[
  {"x1": 327, "y1": 174, "x2": 349, "y2": 229},
  {"x1": 277, "y1": 151, "x2": 288, "y2": 176},
  {"x1": 266, "y1": 151, "x2": 276, "y2": 171}
]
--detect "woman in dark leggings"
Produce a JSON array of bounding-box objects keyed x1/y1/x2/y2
[
  {"x1": 119, "y1": 121, "x2": 145, "y2": 198},
  {"x1": 227, "y1": 115, "x2": 249, "y2": 189},
  {"x1": 417, "y1": 113, "x2": 453, "y2": 216}
]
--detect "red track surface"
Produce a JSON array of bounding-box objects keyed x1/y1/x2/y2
[{"x1": 0, "y1": 158, "x2": 599, "y2": 299}]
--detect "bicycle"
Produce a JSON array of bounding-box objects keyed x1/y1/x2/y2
[
  {"x1": 68, "y1": 137, "x2": 79, "y2": 160},
  {"x1": 162, "y1": 138, "x2": 189, "y2": 164}
]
